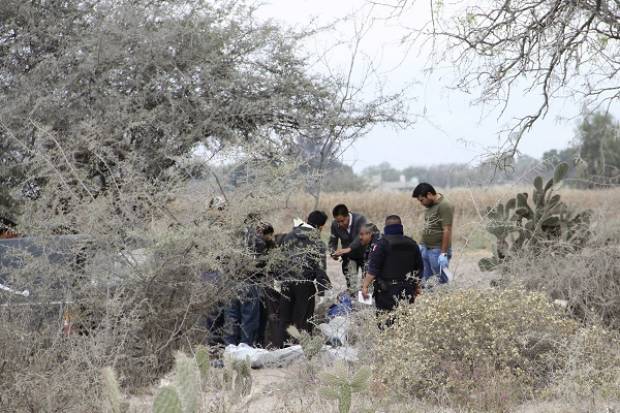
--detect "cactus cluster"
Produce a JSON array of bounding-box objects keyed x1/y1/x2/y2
[
  {"x1": 101, "y1": 367, "x2": 129, "y2": 413},
  {"x1": 319, "y1": 362, "x2": 371, "y2": 413},
  {"x1": 286, "y1": 325, "x2": 324, "y2": 361},
  {"x1": 221, "y1": 353, "x2": 253, "y2": 397},
  {"x1": 152, "y1": 350, "x2": 208, "y2": 413},
  {"x1": 231, "y1": 358, "x2": 253, "y2": 397},
  {"x1": 479, "y1": 162, "x2": 591, "y2": 271},
  {"x1": 102, "y1": 345, "x2": 253, "y2": 412},
  {"x1": 194, "y1": 345, "x2": 210, "y2": 384}
]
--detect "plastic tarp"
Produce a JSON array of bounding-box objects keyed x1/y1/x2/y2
[
  {"x1": 223, "y1": 343, "x2": 358, "y2": 369},
  {"x1": 318, "y1": 316, "x2": 349, "y2": 346},
  {"x1": 224, "y1": 344, "x2": 304, "y2": 368}
]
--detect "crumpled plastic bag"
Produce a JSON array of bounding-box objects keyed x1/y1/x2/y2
[
  {"x1": 223, "y1": 342, "x2": 358, "y2": 368},
  {"x1": 318, "y1": 316, "x2": 349, "y2": 346},
  {"x1": 223, "y1": 343, "x2": 304, "y2": 368}
]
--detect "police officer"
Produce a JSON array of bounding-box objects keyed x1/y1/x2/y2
[{"x1": 361, "y1": 215, "x2": 423, "y2": 311}]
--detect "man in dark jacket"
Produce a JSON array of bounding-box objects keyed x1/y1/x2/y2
[
  {"x1": 361, "y1": 215, "x2": 423, "y2": 312},
  {"x1": 329, "y1": 204, "x2": 367, "y2": 294},
  {"x1": 277, "y1": 210, "x2": 331, "y2": 347},
  {"x1": 224, "y1": 221, "x2": 274, "y2": 346}
]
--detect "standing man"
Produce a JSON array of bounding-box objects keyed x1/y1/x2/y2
[
  {"x1": 329, "y1": 204, "x2": 367, "y2": 294},
  {"x1": 278, "y1": 210, "x2": 331, "y2": 347},
  {"x1": 224, "y1": 221, "x2": 274, "y2": 346},
  {"x1": 361, "y1": 215, "x2": 423, "y2": 312},
  {"x1": 412, "y1": 183, "x2": 454, "y2": 284}
]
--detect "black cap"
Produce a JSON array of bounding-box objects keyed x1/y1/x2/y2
[{"x1": 307, "y1": 210, "x2": 328, "y2": 228}]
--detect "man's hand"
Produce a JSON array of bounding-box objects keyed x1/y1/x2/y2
[
  {"x1": 438, "y1": 253, "x2": 449, "y2": 268},
  {"x1": 361, "y1": 285, "x2": 370, "y2": 300},
  {"x1": 333, "y1": 247, "x2": 352, "y2": 257}
]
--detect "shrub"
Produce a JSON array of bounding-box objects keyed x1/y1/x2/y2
[
  {"x1": 373, "y1": 289, "x2": 578, "y2": 410},
  {"x1": 551, "y1": 326, "x2": 620, "y2": 401},
  {"x1": 504, "y1": 246, "x2": 620, "y2": 330}
]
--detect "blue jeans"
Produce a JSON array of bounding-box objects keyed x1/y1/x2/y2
[
  {"x1": 224, "y1": 285, "x2": 261, "y2": 346},
  {"x1": 420, "y1": 245, "x2": 452, "y2": 284}
]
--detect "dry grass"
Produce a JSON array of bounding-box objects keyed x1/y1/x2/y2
[{"x1": 258, "y1": 186, "x2": 620, "y2": 252}]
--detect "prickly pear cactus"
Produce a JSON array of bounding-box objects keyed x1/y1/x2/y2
[
  {"x1": 101, "y1": 367, "x2": 122, "y2": 413},
  {"x1": 153, "y1": 386, "x2": 183, "y2": 413},
  {"x1": 479, "y1": 162, "x2": 591, "y2": 271},
  {"x1": 232, "y1": 358, "x2": 253, "y2": 397},
  {"x1": 286, "y1": 325, "x2": 323, "y2": 361},
  {"x1": 319, "y1": 363, "x2": 371, "y2": 413},
  {"x1": 195, "y1": 345, "x2": 210, "y2": 383},
  {"x1": 174, "y1": 352, "x2": 201, "y2": 413}
]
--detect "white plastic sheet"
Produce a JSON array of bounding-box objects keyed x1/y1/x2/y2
[
  {"x1": 223, "y1": 343, "x2": 358, "y2": 368},
  {"x1": 224, "y1": 344, "x2": 304, "y2": 368},
  {"x1": 318, "y1": 316, "x2": 349, "y2": 346}
]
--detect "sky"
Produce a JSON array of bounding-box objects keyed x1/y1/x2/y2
[{"x1": 255, "y1": 0, "x2": 606, "y2": 172}]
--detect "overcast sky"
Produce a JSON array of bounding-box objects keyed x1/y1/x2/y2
[{"x1": 256, "y1": 0, "x2": 606, "y2": 172}]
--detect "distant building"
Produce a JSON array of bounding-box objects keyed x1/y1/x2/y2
[{"x1": 369, "y1": 174, "x2": 419, "y2": 192}]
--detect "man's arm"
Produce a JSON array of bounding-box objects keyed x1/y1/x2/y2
[
  {"x1": 441, "y1": 224, "x2": 452, "y2": 254},
  {"x1": 361, "y1": 273, "x2": 375, "y2": 299},
  {"x1": 362, "y1": 240, "x2": 385, "y2": 298},
  {"x1": 315, "y1": 241, "x2": 331, "y2": 294},
  {"x1": 328, "y1": 221, "x2": 339, "y2": 253},
  {"x1": 414, "y1": 243, "x2": 424, "y2": 280},
  {"x1": 347, "y1": 214, "x2": 367, "y2": 252}
]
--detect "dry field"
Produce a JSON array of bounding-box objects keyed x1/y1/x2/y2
[
  {"x1": 144, "y1": 185, "x2": 620, "y2": 413},
  {"x1": 177, "y1": 182, "x2": 620, "y2": 250},
  {"x1": 287, "y1": 186, "x2": 620, "y2": 248}
]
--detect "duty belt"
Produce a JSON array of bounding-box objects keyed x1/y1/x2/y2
[{"x1": 376, "y1": 277, "x2": 415, "y2": 291}]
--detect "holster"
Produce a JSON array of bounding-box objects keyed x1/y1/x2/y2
[{"x1": 374, "y1": 278, "x2": 388, "y2": 292}]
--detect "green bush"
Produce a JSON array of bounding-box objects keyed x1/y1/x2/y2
[{"x1": 374, "y1": 289, "x2": 578, "y2": 410}]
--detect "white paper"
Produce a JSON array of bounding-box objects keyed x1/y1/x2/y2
[
  {"x1": 357, "y1": 290, "x2": 373, "y2": 305},
  {"x1": 442, "y1": 267, "x2": 454, "y2": 282}
]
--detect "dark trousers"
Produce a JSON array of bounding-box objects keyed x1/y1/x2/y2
[
  {"x1": 277, "y1": 281, "x2": 316, "y2": 347},
  {"x1": 259, "y1": 287, "x2": 282, "y2": 349},
  {"x1": 374, "y1": 281, "x2": 416, "y2": 312},
  {"x1": 224, "y1": 285, "x2": 261, "y2": 346}
]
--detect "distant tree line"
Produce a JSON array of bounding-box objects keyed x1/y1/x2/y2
[{"x1": 357, "y1": 112, "x2": 620, "y2": 189}]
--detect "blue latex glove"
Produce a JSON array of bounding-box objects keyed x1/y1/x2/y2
[{"x1": 438, "y1": 253, "x2": 449, "y2": 268}]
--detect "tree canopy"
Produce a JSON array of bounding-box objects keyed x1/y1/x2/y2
[{"x1": 0, "y1": 0, "x2": 402, "y2": 226}]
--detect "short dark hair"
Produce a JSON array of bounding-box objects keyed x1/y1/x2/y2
[
  {"x1": 257, "y1": 222, "x2": 274, "y2": 235},
  {"x1": 244, "y1": 212, "x2": 261, "y2": 225},
  {"x1": 412, "y1": 183, "x2": 436, "y2": 198},
  {"x1": 385, "y1": 215, "x2": 402, "y2": 225},
  {"x1": 332, "y1": 204, "x2": 349, "y2": 217},
  {"x1": 307, "y1": 210, "x2": 328, "y2": 228}
]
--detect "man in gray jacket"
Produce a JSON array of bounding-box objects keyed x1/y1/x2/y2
[{"x1": 329, "y1": 204, "x2": 367, "y2": 294}]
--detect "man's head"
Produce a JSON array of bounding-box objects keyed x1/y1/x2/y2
[
  {"x1": 332, "y1": 204, "x2": 350, "y2": 230},
  {"x1": 257, "y1": 222, "x2": 274, "y2": 242},
  {"x1": 307, "y1": 210, "x2": 328, "y2": 230},
  {"x1": 359, "y1": 223, "x2": 379, "y2": 246},
  {"x1": 412, "y1": 183, "x2": 437, "y2": 208},
  {"x1": 384, "y1": 215, "x2": 402, "y2": 226}
]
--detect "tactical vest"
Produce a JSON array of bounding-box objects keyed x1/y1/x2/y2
[{"x1": 380, "y1": 234, "x2": 419, "y2": 281}]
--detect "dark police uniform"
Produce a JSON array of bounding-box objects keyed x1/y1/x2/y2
[
  {"x1": 277, "y1": 225, "x2": 331, "y2": 347},
  {"x1": 367, "y1": 234, "x2": 423, "y2": 311}
]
